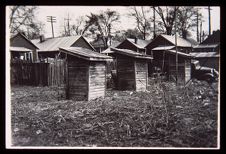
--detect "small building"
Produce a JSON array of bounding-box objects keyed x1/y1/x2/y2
[
  {"x1": 116, "y1": 38, "x2": 151, "y2": 54},
  {"x1": 152, "y1": 46, "x2": 193, "y2": 85},
  {"x1": 31, "y1": 35, "x2": 95, "y2": 60},
  {"x1": 59, "y1": 47, "x2": 112, "y2": 101},
  {"x1": 191, "y1": 30, "x2": 220, "y2": 71},
  {"x1": 10, "y1": 33, "x2": 39, "y2": 62},
  {"x1": 110, "y1": 47, "x2": 153, "y2": 91},
  {"x1": 145, "y1": 34, "x2": 194, "y2": 75}
]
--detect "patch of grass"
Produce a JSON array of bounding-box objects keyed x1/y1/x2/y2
[{"x1": 10, "y1": 79, "x2": 218, "y2": 147}]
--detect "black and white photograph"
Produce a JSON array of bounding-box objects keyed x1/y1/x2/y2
[{"x1": 5, "y1": 5, "x2": 220, "y2": 149}]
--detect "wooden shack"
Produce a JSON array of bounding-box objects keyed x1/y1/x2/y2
[
  {"x1": 59, "y1": 47, "x2": 112, "y2": 101},
  {"x1": 110, "y1": 47, "x2": 153, "y2": 91},
  {"x1": 152, "y1": 46, "x2": 193, "y2": 85}
]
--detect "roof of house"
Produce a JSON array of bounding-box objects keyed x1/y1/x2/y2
[
  {"x1": 201, "y1": 30, "x2": 220, "y2": 45},
  {"x1": 127, "y1": 38, "x2": 151, "y2": 49},
  {"x1": 158, "y1": 34, "x2": 193, "y2": 47},
  {"x1": 110, "y1": 47, "x2": 153, "y2": 60},
  {"x1": 190, "y1": 52, "x2": 220, "y2": 58},
  {"x1": 193, "y1": 44, "x2": 219, "y2": 49},
  {"x1": 59, "y1": 47, "x2": 112, "y2": 61},
  {"x1": 152, "y1": 46, "x2": 175, "y2": 51},
  {"x1": 152, "y1": 46, "x2": 193, "y2": 58},
  {"x1": 10, "y1": 46, "x2": 33, "y2": 52},
  {"x1": 11, "y1": 33, "x2": 39, "y2": 49},
  {"x1": 31, "y1": 35, "x2": 95, "y2": 52}
]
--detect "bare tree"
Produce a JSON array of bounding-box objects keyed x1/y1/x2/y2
[
  {"x1": 84, "y1": 9, "x2": 120, "y2": 47},
  {"x1": 128, "y1": 6, "x2": 152, "y2": 40},
  {"x1": 154, "y1": 6, "x2": 179, "y2": 35},
  {"x1": 177, "y1": 6, "x2": 201, "y2": 39},
  {"x1": 9, "y1": 6, "x2": 44, "y2": 39}
]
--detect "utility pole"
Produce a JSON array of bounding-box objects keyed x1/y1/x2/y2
[
  {"x1": 206, "y1": 6, "x2": 212, "y2": 36},
  {"x1": 64, "y1": 13, "x2": 71, "y2": 36},
  {"x1": 200, "y1": 21, "x2": 202, "y2": 42},
  {"x1": 174, "y1": 6, "x2": 178, "y2": 85},
  {"x1": 196, "y1": 11, "x2": 199, "y2": 43},
  {"x1": 153, "y1": 6, "x2": 156, "y2": 39},
  {"x1": 47, "y1": 16, "x2": 56, "y2": 38}
]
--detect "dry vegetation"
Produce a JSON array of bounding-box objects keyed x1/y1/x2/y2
[{"x1": 10, "y1": 78, "x2": 218, "y2": 147}]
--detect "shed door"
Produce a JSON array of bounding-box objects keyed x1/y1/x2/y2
[{"x1": 135, "y1": 61, "x2": 148, "y2": 91}]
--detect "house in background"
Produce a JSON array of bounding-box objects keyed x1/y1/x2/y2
[
  {"x1": 31, "y1": 35, "x2": 95, "y2": 60},
  {"x1": 151, "y1": 46, "x2": 193, "y2": 85},
  {"x1": 10, "y1": 33, "x2": 39, "y2": 62},
  {"x1": 116, "y1": 38, "x2": 151, "y2": 54},
  {"x1": 191, "y1": 30, "x2": 220, "y2": 71},
  {"x1": 145, "y1": 34, "x2": 195, "y2": 76},
  {"x1": 145, "y1": 34, "x2": 195, "y2": 55}
]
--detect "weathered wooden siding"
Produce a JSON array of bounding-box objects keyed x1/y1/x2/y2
[
  {"x1": 135, "y1": 60, "x2": 148, "y2": 91},
  {"x1": 168, "y1": 55, "x2": 191, "y2": 85},
  {"x1": 88, "y1": 62, "x2": 106, "y2": 100},
  {"x1": 71, "y1": 37, "x2": 94, "y2": 51},
  {"x1": 67, "y1": 55, "x2": 89, "y2": 101},
  {"x1": 116, "y1": 55, "x2": 135, "y2": 90}
]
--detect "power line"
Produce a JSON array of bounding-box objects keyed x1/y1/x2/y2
[{"x1": 47, "y1": 16, "x2": 56, "y2": 38}]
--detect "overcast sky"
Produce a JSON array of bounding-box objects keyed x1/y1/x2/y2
[{"x1": 35, "y1": 6, "x2": 220, "y2": 39}]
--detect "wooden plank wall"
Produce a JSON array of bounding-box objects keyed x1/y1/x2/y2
[
  {"x1": 48, "y1": 59, "x2": 65, "y2": 86},
  {"x1": 117, "y1": 55, "x2": 135, "y2": 90},
  {"x1": 135, "y1": 60, "x2": 148, "y2": 91},
  {"x1": 67, "y1": 55, "x2": 89, "y2": 101},
  {"x1": 88, "y1": 61, "x2": 106, "y2": 100}
]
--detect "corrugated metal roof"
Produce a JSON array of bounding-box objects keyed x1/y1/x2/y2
[
  {"x1": 31, "y1": 35, "x2": 94, "y2": 52},
  {"x1": 110, "y1": 47, "x2": 153, "y2": 60},
  {"x1": 190, "y1": 52, "x2": 220, "y2": 58},
  {"x1": 10, "y1": 46, "x2": 32, "y2": 52},
  {"x1": 152, "y1": 46, "x2": 175, "y2": 51},
  {"x1": 160, "y1": 34, "x2": 193, "y2": 47},
  {"x1": 59, "y1": 47, "x2": 112, "y2": 61}
]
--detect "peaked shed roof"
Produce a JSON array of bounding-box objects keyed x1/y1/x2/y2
[
  {"x1": 59, "y1": 47, "x2": 112, "y2": 61},
  {"x1": 110, "y1": 47, "x2": 153, "y2": 60},
  {"x1": 31, "y1": 35, "x2": 95, "y2": 52}
]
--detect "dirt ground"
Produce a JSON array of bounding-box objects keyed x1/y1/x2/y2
[{"x1": 9, "y1": 79, "x2": 219, "y2": 148}]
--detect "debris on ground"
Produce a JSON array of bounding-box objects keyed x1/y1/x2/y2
[{"x1": 10, "y1": 78, "x2": 218, "y2": 147}]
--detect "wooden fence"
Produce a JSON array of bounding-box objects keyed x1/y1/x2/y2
[{"x1": 10, "y1": 59, "x2": 66, "y2": 86}]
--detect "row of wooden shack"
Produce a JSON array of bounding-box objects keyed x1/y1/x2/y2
[{"x1": 9, "y1": 32, "x2": 220, "y2": 101}]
